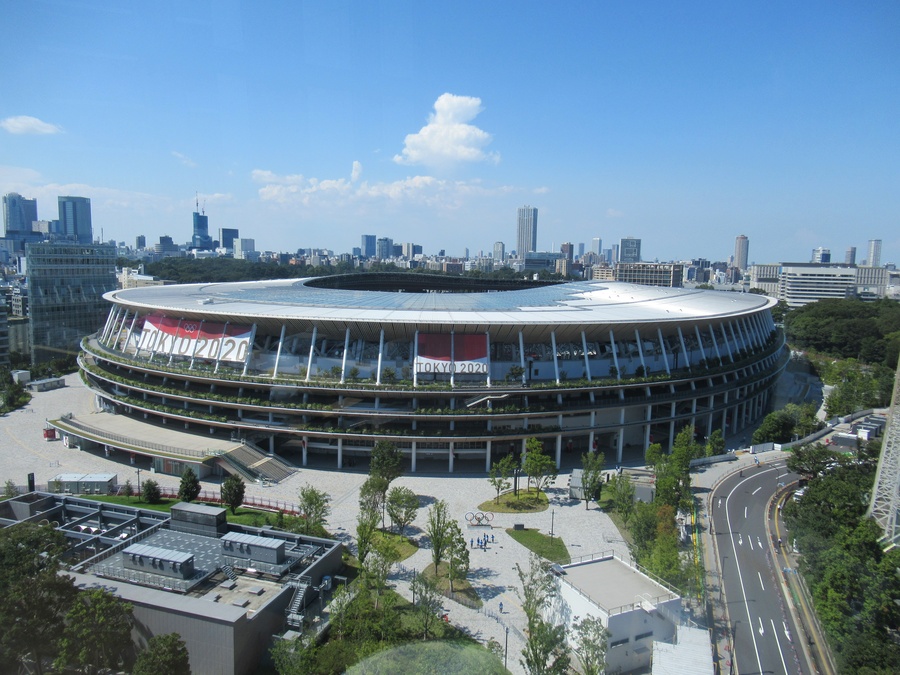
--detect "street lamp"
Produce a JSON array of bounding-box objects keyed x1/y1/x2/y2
[
  {"x1": 513, "y1": 468, "x2": 520, "y2": 497},
  {"x1": 136, "y1": 468, "x2": 142, "y2": 495}
]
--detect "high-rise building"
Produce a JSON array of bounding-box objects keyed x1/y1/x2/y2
[
  {"x1": 375, "y1": 237, "x2": 394, "y2": 260},
  {"x1": 733, "y1": 235, "x2": 749, "y2": 271},
  {"x1": 361, "y1": 234, "x2": 376, "y2": 258},
  {"x1": 868, "y1": 239, "x2": 882, "y2": 267},
  {"x1": 58, "y1": 196, "x2": 93, "y2": 244},
  {"x1": 234, "y1": 238, "x2": 256, "y2": 260},
  {"x1": 591, "y1": 237, "x2": 602, "y2": 255},
  {"x1": 845, "y1": 247, "x2": 857, "y2": 265},
  {"x1": 493, "y1": 241, "x2": 505, "y2": 262},
  {"x1": 135, "y1": 235, "x2": 146, "y2": 249},
  {"x1": 2, "y1": 193, "x2": 38, "y2": 236},
  {"x1": 516, "y1": 206, "x2": 538, "y2": 257},
  {"x1": 561, "y1": 242, "x2": 574, "y2": 262},
  {"x1": 219, "y1": 228, "x2": 239, "y2": 251},
  {"x1": 191, "y1": 210, "x2": 212, "y2": 249},
  {"x1": 620, "y1": 237, "x2": 641, "y2": 263},
  {"x1": 26, "y1": 241, "x2": 116, "y2": 363},
  {"x1": 577, "y1": 243, "x2": 585, "y2": 258},
  {"x1": 811, "y1": 247, "x2": 831, "y2": 264}
]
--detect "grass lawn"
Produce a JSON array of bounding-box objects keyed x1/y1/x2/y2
[
  {"x1": 478, "y1": 488, "x2": 549, "y2": 513},
  {"x1": 373, "y1": 530, "x2": 419, "y2": 562},
  {"x1": 506, "y1": 527, "x2": 570, "y2": 564},
  {"x1": 422, "y1": 561, "x2": 483, "y2": 608}
]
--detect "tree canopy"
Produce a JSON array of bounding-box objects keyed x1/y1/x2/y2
[
  {"x1": 177, "y1": 467, "x2": 201, "y2": 503},
  {"x1": 220, "y1": 474, "x2": 246, "y2": 514}
]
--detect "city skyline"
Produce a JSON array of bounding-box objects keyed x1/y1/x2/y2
[{"x1": 2, "y1": 3, "x2": 898, "y2": 264}]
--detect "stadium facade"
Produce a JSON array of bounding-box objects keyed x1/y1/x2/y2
[{"x1": 74, "y1": 274, "x2": 788, "y2": 476}]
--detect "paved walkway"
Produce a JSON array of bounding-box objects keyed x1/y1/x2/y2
[{"x1": 2, "y1": 374, "x2": 632, "y2": 674}]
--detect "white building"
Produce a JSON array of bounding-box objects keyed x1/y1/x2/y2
[{"x1": 545, "y1": 552, "x2": 693, "y2": 674}]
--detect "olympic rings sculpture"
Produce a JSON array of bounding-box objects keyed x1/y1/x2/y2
[{"x1": 464, "y1": 511, "x2": 495, "y2": 525}]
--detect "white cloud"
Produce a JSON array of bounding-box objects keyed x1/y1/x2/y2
[
  {"x1": 393, "y1": 93, "x2": 499, "y2": 168},
  {"x1": 351, "y1": 161, "x2": 362, "y2": 182},
  {"x1": 606, "y1": 208, "x2": 624, "y2": 218},
  {"x1": 0, "y1": 115, "x2": 62, "y2": 135},
  {"x1": 172, "y1": 151, "x2": 197, "y2": 168}
]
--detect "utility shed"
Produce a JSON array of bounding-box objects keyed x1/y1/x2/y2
[
  {"x1": 222, "y1": 531, "x2": 285, "y2": 565},
  {"x1": 170, "y1": 502, "x2": 228, "y2": 537},
  {"x1": 652, "y1": 625, "x2": 714, "y2": 675},
  {"x1": 123, "y1": 543, "x2": 195, "y2": 579}
]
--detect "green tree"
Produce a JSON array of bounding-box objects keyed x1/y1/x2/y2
[
  {"x1": 55, "y1": 588, "x2": 134, "y2": 674},
  {"x1": 515, "y1": 552, "x2": 555, "y2": 628},
  {"x1": 410, "y1": 572, "x2": 443, "y2": 640},
  {"x1": 523, "y1": 438, "x2": 557, "y2": 494},
  {"x1": 516, "y1": 553, "x2": 570, "y2": 675},
  {"x1": 220, "y1": 474, "x2": 246, "y2": 514},
  {"x1": 629, "y1": 501, "x2": 658, "y2": 562},
  {"x1": 270, "y1": 634, "x2": 318, "y2": 675},
  {"x1": 141, "y1": 479, "x2": 161, "y2": 504},
  {"x1": 580, "y1": 451, "x2": 605, "y2": 509},
  {"x1": 705, "y1": 429, "x2": 725, "y2": 457},
  {"x1": 297, "y1": 483, "x2": 331, "y2": 535},
  {"x1": 355, "y1": 506, "x2": 379, "y2": 564},
  {"x1": 132, "y1": 633, "x2": 190, "y2": 675},
  {"x1": 571, "y1": 614, "x2": 610, "y2": 675},
  {"x1": 121, "y1": 479, "x2": 134, "y2": 501},
  {"x1": 370, "y1": 440, "x2": 403, "y2": 484},
  {"x1": 609, "y1": 473, "x2": 636, "y2": 526},
  {"x1": 425, "y1": 499, "x2": 452, "y2": 569},
  {"x1": 488, "y1": 454, "x2": 515, "y2": 503},
  {"x1": 446, "y1": 520, "x2": 470, "y2": 593},
  {"x1": 359, "y1": 475, "x2": 390, "y2": 528},
  {"x1": 385, "y1": 485, "x2": 418, "y2": 535},
  {"x1": 4, "y1": 478, "x2": 17, "y2": 499},
  {"x1": 177, "y1": 467, "x2": 201, "y2": 503},
  {"x1": 645, "y1": 442, "x2": 664, "y2": 470},
  {"x1": 7, "y1": 572, "x2": 78, "y2": 675},
  {"x1": 786, "y1": 443, "x2": 839, "y2": 477}
]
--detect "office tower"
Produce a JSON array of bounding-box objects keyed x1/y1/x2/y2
[
  {"x1": 592, "y1": 237, "x2": 602, "y2": 255},
  {"x1": 611, "y1": 244, "x2": 619, "y2": 263},
  {"x1": 192, "y1": 210, "x2": 212, "y2": 249},
  {"x1": 58, "y1": 196, "x2": 93, "y2": 244},
  {"x1": 845, "y1": 247, "x2": 857, "y2": 265},
  {"x1": 517, "y1": 206, "x2": 538, "y2": 256},
  {"x1": 234, "y1": 238, "x2": 256, "y2": 260},
  {"x1": 811, "y1": 247, "x2": 831, "y2": 264},
  {"x1": 135, "y1": 235, "x2": 146, "y2": 249},
  {"x1": 620, "y1": 237, "x2": 641, "y2": 263},
  {"x1": 361, "y1": 234, "x2": 376, "y2": 258},
  {"x1": 26, "y1": 241, "x2": 116, "y2": 363},
  {"x1": 868, "y1": 239, "x2": 883, "y2": 267},
  {"x1": 2, "y1": 193, "x2": 38, "y2": 236},
  {"x1": 494, "y1": 241, "x2": 505, "y2": 261},
  {"x1": 733, "y1": 235, "x2": 749, "y2": 271},
  {"x1": 219, "y1": 228, "x2": 239, "y2": 251},
  {"x1": 402, "y1": 242, "x2": 421, "y2": 259},
  {"x1": 375, "y1": 237, "x2": 393, "y2": 260},
  {"x1": 561, "y1": 242, "x2": 574, "y2": 262},
  {"x1": 577, "y1": 243, "x2": 585, "y2": 258}
]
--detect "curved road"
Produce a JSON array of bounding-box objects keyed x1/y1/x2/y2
[{"x1": 710, "y1": 459, "x2": 812, "y2": 675}]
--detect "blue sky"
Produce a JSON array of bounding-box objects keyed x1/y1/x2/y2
[{"x1": 2, "y1": 1, "x2": 898, "y2": 265}]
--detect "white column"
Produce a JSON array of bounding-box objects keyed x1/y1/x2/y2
[
  {"x1": 677, "y1": 326, "x2": 690, "y2": 371},
  {"x1": 413, "y1": 330, "x2": 419, "y2": 388},
  {"x1": 213, "y1": 322, "x2": 230, "y2": 373},
  {"x1": 188, "y1": 320, "x2": 205, "y2": 370},
  {"x1": 609, "y1": 330, "x2": 620, "y2": 379},
  {"x1": 305, "y1": 325, "x2": 318, "y2": 382},
  {"x1": 485, "y1": 331, "x2": 492, "y2": 388},
  {"x1": 241, "y1": 323, "x2": 258, "y2": 376},
  {"x1": 485, "y1": 440, "x2": 492, "y2": 472},
  {"x1": 336, "y1": 438, "x2": 342, "y2": 468},
  {"x1": 450, "y1": 331, "x2": 455, "y2": 389},
  {"x1": 518, "y1": 331, "x2": 527, "y2": 385},
  {"x1": 657, "y1": 329, "x2": 670, "y2": 375},
  {"x1": 272, "y1": 324, "x2": 287, "y2": 379},
  {"x1": 635, "y1": 329, "x2": 647, "y2": 374},
  {"x1": 708, "y1": 324, "x2": 723, "y2": 364},
  {"x1": 555, "y1": 435, "x2": 562, "y2": 469},
  {"x1": 693, "y1": 325, "x2": 707, "y2": 364},
  {"x1": 302, "y1": 437, "x2": 308, "y2": 466},
  {"x1": 341, "y1": 328, "x2": 351, "y2": 384},
  {"x1": 551, "y1": 331, "x2": 560, "y2": 384},
  {"x1": 375, "y1": 329, "x2": 385, "y2": 386},
  {"x1": 411, "y1": 441, "x2": 417, "y2": 473},
  {"x1": 449, "y1": 442, "x2": 455, "y2": 473},
  {"x1": 581, "y1": 331, "x2": 592, "y2": 381}
]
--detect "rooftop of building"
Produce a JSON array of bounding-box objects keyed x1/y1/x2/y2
[{"x1": 559, "y1": 553, "x2": 679, "y2": 615}]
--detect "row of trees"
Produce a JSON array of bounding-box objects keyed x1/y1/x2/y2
[
  {"x1": 783, "y1": 441, "x2": 900, "y2": 671},
  {"x1": 0, "y1": 523, "x2": 190, "y2": 674},
  {"x1": 751, "y1": 402, "x2": 822, "y2": 444}
]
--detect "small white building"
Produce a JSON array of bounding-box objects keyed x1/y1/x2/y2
[{"x1": 546, "y1": 552, "x2": 693, "y2": 674}]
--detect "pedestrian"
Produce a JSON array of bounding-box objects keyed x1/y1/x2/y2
[
  {"x1": 471, "y1": 538, "x2": 474, "y2": 549},
  {"x1": 491, "y1": 533, "x2": 495, "y2": 543},
  {"x1": 499, "y1": 601, "x2": 504, "y2": 613}
]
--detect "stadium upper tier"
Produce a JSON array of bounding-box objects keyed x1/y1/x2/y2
[{"x1": 75, "y1": 274, "x2": 787, "y2": 474}]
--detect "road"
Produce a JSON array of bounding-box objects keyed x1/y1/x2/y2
[{"x1": 710, "y1": 459, "x2": 812, "y2": 675}]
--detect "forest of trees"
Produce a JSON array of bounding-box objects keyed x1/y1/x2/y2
[
  {"x1": 784, "y1": 297, "x2": 900, "y2": 368},
  {"x1": 783, "y1": 441, "x2": 900, "y2": 672}
]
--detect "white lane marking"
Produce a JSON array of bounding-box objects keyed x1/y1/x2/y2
[
  {"x1": 738, "y1": 533, "x2": 743, "y2": 546},
  {"x1": 758, "y1": 616, "x2": 765, "y2": 636},
  {"x1": 744, "y1": 506, "x2": 748, "y2": 518},
  {"x1": 752, "y1": 486, "x2": 762, "y2": 495},
  {"x1": 757, "y1": 536, "x2": 762, "y2": 549},
  {"x1": 758, "y1": 571, "x2": 765, "y2": 591},
  {"x1": 771, "y1": 618, "x2": 789, "y2": 674},
  {"x1": 748, "y1": 535, "x2": 754, "y2": 550},
  {"x1": 783, "y1": 621, "x2": 792, "y2": 643}
]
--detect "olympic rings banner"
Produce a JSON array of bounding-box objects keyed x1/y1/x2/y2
[
  {"x1": 137, "y1": 315, "x2": 252, "y2": 363},
  {"x1": 465, "y1": 511, "x2": 495, "y2": 525},
  {"x1": 416, "y1": 333, "x2": 488, "y2": 375}
]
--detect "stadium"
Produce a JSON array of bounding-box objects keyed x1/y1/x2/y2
[{"x1": 69, "y1": 274, "x2": 788, "y2": 480}]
